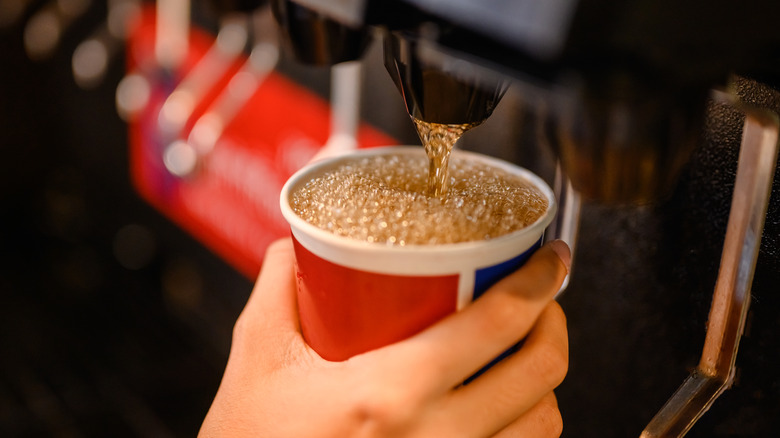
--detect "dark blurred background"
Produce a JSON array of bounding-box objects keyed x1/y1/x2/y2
[
  {"x1": 0, "y1": 3, "x2": 252, "y2": 436},
  {"x1": 2, "y1": 1, "x2": 780, "y2": 438}
]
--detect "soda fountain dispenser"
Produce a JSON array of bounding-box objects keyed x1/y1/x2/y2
[{"x1": 262, "y1": 0, "x2": 780, "y2": 436}]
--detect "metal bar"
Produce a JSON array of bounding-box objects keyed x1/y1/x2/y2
[
  {"x1": 549, "y1": 161, "x2": 581, "y2": 296},
  {"x1": 156, "y1": 0, "x2": 190, "y2": 70},
  {"x1": 641, "y1": 104, "x2": 779, "y2": 437}
]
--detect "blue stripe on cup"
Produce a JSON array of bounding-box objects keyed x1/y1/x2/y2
[
  {"x1": 465, "y1": 237, "x2": 543, "y2": 384},
  {"x1": 473, "y1": 238, "x2": 542, "y2": 300}
]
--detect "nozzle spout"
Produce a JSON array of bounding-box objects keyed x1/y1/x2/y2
[{"x1": 383, "y1": 30, "x2": 507, "y2": 126}]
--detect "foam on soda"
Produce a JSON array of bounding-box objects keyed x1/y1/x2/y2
[{"x1": 290, "y1": 153, "x2": 548, "y2": 246}]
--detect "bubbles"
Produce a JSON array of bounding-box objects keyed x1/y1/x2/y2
[{"x1": 291, "y1": 153, "x2": 548, "y2": 245}]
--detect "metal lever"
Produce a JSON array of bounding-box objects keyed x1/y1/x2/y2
[
  {"x1": 159, "y1": 12, "x2": 252, "y2": 177},
  {"x1": 156, "y1": 0, "x2": 190, "y2": 70},
  {"x1": 547, "y1": 161, "x2": 581, "y2": 296},
  {"x1": 175, "y1": 7, "x2": 280, "y2": 176},
  {"x1": 309, "y1": 60, "x2": 363, "y2": 162},
  {"x1": 641, "y1": 94, "x2": 779, "y2": 437},
  {"x1": 535, "y1": 88, "x2": 581, "y2": 296}
]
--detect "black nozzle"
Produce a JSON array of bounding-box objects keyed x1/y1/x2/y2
[{"x1": 383, "y1": 30, "x2": 507, "y2": 125}]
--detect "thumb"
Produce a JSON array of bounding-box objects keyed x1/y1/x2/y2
[{"x1": 234, "y1": 238, "x2": 301, "y2": 346}]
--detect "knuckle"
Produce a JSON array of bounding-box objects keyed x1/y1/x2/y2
[
  {"x1": 531, "y1": 340, "x2": 569, "y2": 388},
  {"x1": 491, "y1": 394, "x2": 563, "y2": 438},
  {"x1": 482, "y1": 294, "x2": 525, "y2": 332},
  {"x1": 486, "y1": 282, "x2": 537, "y2": 325},
  {"x1": 548, "y1": 301, "x2": 568, "y2": 327},
  {"x1": 537, "y1": 397, "x2": 564, "y2": 437},
  {"x1": 347, "y1": 378, "x2": 420, "y2": 435}
]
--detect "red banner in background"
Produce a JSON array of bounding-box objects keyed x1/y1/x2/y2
[{"x1": 126, "y1": 7, "x2": 397, "y2": 278}]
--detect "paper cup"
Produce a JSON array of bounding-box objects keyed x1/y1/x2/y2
[{"x1": 280, "y1": 146, "x2": 556, "y2": 361}]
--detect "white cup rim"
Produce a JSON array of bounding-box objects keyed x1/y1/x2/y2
[{"x1": 279, "y1": 146, "x2": 557, "y2": 274}]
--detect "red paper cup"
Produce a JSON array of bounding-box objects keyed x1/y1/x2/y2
[{"x1": 280, "y1": 146, "x2": 556, "y2": 361}]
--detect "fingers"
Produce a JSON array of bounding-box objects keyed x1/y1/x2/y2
[
  {"x1": 491, "y1": 392, "x2": 563, "y2": 438},
  {"x1": 442, "y1": 302, "x2": 568, "y2": 437},
  {"x1": 373, "y1": 241, "x2": 570, "y2": 393}
]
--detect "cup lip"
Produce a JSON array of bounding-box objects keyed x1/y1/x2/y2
[{"x1": 279, "y1": 145, "x2": 557, "y2": 263}]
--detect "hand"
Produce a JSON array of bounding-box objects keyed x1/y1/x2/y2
[{"x1": 199, "y1": 238, "x2": 570, "y2": 437}]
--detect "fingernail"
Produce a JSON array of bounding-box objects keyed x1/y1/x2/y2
[{"x1": 547, "y1": 240, "x2": 571, "y2": 271}]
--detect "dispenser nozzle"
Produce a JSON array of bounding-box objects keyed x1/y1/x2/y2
[{"x1": 383, "y1": 30, "x2": 507, "y2": 126}]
